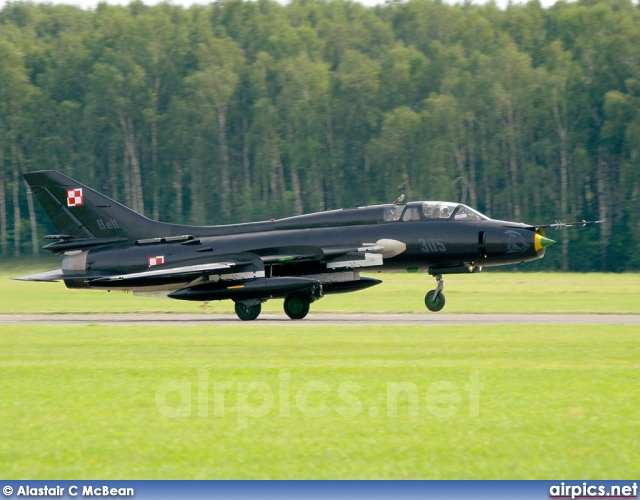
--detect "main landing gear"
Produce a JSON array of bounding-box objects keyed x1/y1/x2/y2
[
  {"x1": 234, "y1": 301, "x2": 262, "y2": 321},
  {"x1": 233, "y1": 286, "x2": 319, "y2": 321},
  {"x1": 283, "y1": 293, "x2": 310, "y2": 320},
  {"x1": 425, "y1": 274, "x2": 445, "y2": 312}
]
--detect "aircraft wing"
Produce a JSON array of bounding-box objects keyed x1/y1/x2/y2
[
  {"x1": 13, "y1": 243, "x2": 386, "y2": 286},
  {"x1": 88, "y1": 252, "x2": 264, "y2": 288},
  {"x1": 97, "y1": 244, "x2": 386, "y2": 286},
  {"x1": 165, "y1": 245, "x2": 385, "y2": 303},
  {"x1": 90, "y1": 261, "x2": 244, "y2": 283}
]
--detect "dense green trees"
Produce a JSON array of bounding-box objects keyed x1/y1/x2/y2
[{"x1": 1, "y1": 0, "x2": 639, "y2": 270}]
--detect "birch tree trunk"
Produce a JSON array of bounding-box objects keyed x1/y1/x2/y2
[
  {"x1": 313, "y1": 160, "x2": 325, "y2": 211},
  {"x1": 479, "y1": 119, "x2": 492, "y2": 218},
  {"x1": 326, "y1": 104, "x2": 339, "y2": 209},
  {"x1": 596, "y1": 153, "x2": 611, "y2": 270},
  {"x1": 286, "y1": 122, "x2": 303, "y2": 215},
  {"x1": 0, "y1": 121, "x2": 6, "y2": 256},
  {"x1": 466, "y1": 116, "x2": 478, "y2": 208},
  {"x1": 120, "y1": 115, "x2": 144, "y2": 215},
  {"x1": 217, "y1": 108, "x2": 231, "y2": 220},
  {"x1": 270, "y1": 139, "x2": 287, "y2": 204},
  {"x1": 453, "y1": 146, "x2": 469, "y2": 204},
  {"x1": 173, "y1": 161, "x2": 183, "y2": 220},
  {"x1": 0, "y1": 137, "x2": 6, "y2": 256},
  {"x1": 123, "y1": 145, "x2": 132, "y2": 209},
  {"x1": 242, "y1": 96, "x2": 252, "y2": 217},
  {"x1": 506, "y1": 102, "x2": 521, "y2": 221},
  {"x1": 0, "y1": 169, "x2": 6, "y2": 257},
  {"x1": 290, "y1": 164, "x2": 303, "y2": 215},
  {"x1": 12, "y1": 142, "x2": 38, "y2": 254},
  {"x1": 190, "y1": 159, "x2": 205, "y2": 224},
  {"x1": 13, "y1": 168, "x2": 20, "y2": 257},
  {"x1": 151, "y1": 75, "x2": 160, "y2": 221},
  {"x1": 552, "y1": 99, "x2": 570, "y2": 271},
  {"x1": 26, "y1": 183, "x2": 38, "y2": 255}
]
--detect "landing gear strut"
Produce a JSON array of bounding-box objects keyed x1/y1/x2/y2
[
  {"x1": 284, "y1": 293, "x2": 310, "y2": 320},
  {"x1": 425, "y1": 274, "x2": 445, "y2": 312},
  {"x1": 234, "y1": 301, "x2": 262, "y2": 321}
]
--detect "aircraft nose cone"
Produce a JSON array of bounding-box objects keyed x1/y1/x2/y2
[
  {"x1": 540, "y1": 236, "x2": 556, "y2": 248},
  {"x1": 535, "y1": 233, "x2": 556, "y2": 252}
]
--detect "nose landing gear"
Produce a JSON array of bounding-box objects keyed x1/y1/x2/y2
[{"x1": 425, "y1": 274, "x2": 445, "y2": 312}]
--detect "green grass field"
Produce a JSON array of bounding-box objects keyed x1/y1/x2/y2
[
  {"x1": 1, "y1": 324, "x2": 638, "y2": 479},
  {"x1": 2, "y1": 268, "x2": 640, "y2": 314},
  {"x1": 1, "y1": 268, "x2": 639, "y2": 478}
]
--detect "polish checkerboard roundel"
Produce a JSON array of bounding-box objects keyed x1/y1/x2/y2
[
  {"x1": 148, "y1": 256, "x2": 165, "y2": 267},
  {"x1": 66, "y1": 188, "x2": 84, "y2": 207}
]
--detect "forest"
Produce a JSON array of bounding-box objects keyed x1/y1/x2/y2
[{"x1": 1, "y1": 0, "x2": 639, "y2": 271}]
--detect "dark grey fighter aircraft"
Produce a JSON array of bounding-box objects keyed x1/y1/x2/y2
[{"x1": 15, "y1": 170, "x2": 594, "y2": 320}]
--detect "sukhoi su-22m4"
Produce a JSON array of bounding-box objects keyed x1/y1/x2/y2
[{"x1": 16, "y1": 171, "x2": 597, "y2": 320}]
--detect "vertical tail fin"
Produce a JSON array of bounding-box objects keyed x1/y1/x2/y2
[{"x1": 24, "y1": 170, "x2": 165, "y2": 240}]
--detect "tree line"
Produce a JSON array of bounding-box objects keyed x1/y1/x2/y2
[{"x1": 1, "y1": 0, "x2": 639, "y2": 271}]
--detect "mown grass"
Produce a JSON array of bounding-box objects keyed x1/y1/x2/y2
[
  {"x1": 2, "y1": 266, "x2": 639, "y2": 314},
  {"x1": 1, "y1": 324, "x2": 638, "y2": 479}
]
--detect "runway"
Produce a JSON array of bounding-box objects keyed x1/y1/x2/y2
[{"x1": 2, "y1": 313, "x2": 640, "y2": 326}]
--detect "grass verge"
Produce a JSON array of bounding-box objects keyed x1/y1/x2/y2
[
  {"x1": 1, "y1": 271, "x2": 639, "y2": 314},
  {"x1": 1, "y1": 324, "x2": 638, "y2": 478}
]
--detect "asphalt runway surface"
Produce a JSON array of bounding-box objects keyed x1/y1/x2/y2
[{"x1": 2, "y1": 313, "x2": 640, "y2": 326}]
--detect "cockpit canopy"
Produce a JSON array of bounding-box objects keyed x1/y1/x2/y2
[{"x1": 383, "y1": 202, "x2": 488, "y2": 222}]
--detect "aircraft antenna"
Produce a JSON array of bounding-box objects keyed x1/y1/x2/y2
[{"x1": 393, "y1": 194, "x2": 405, "y2": 205}]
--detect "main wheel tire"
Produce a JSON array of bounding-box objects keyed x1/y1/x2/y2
[
  {"x1": 425, "y1": 290, "x2": 446, "y2": 312},
  {"x1": 284, "y1": 293, "x2": 310, "y2": 320},
  {"x1": 235, "y1": 302, "x2": 262, "y2": 321}
]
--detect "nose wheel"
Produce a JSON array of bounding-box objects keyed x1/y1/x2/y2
[{"x1": 425, "y1": 274, "x2": 446, "y2": 312}]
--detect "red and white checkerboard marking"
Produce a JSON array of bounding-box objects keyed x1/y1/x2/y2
[
  {"x1": 148, "y1": 256, "x2": 165, "y2": 267},
  {"x1": 66, "y1": 188, "x2": 84, "y2": 207}
]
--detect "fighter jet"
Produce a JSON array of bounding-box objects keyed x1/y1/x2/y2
[{"x1": 15, "y1": 170, "x2": 598, "y2": 320}]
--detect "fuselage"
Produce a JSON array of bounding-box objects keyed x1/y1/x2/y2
[{"x1": 61, "y1": 201, "x2": 547, "y2": 290}]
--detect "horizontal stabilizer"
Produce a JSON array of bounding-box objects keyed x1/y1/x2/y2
[
  {"x1": 13, "y1": 269, "x2": 65, "y2": 282},
  {"x1": 43, "y1": 237, "x2": 129, "y2": 253}
]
